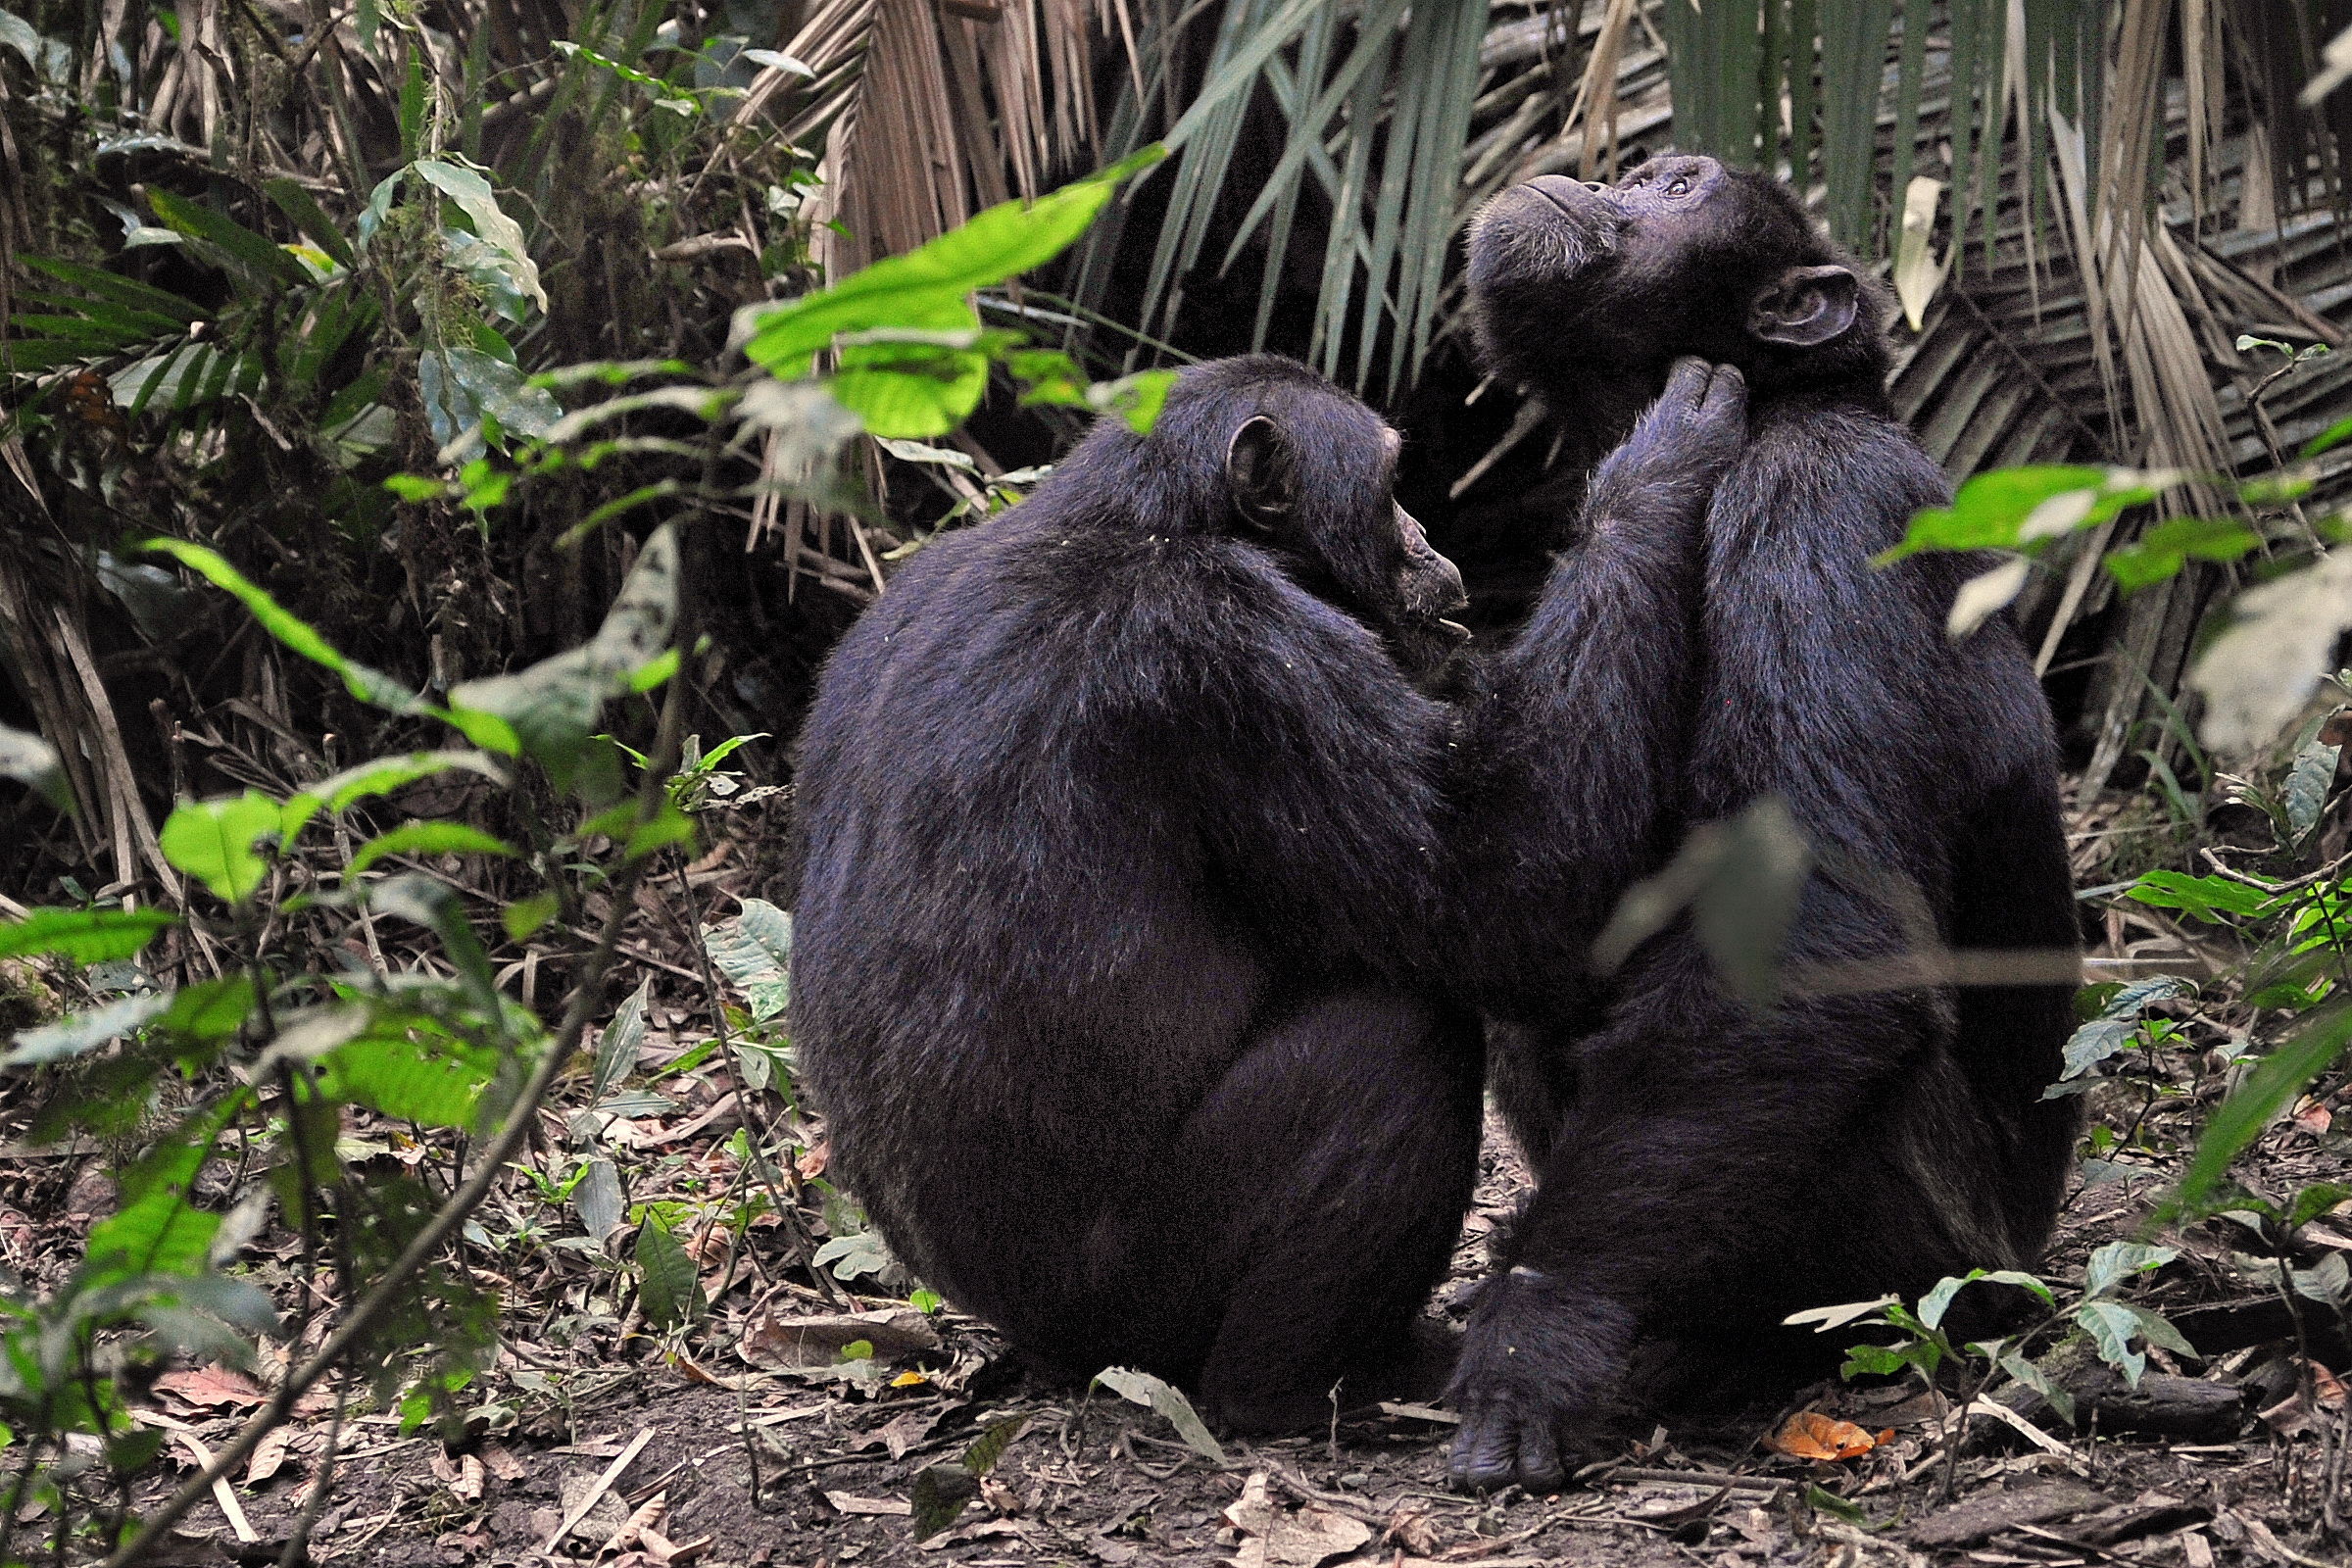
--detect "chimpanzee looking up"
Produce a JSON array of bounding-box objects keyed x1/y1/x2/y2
[
  {"x1": 786, "y1": 358, "x2": 1488, "y2": 1426},
  {"x1": 1444, "y1": 155, "x2": 2081, "y2": 1491}
]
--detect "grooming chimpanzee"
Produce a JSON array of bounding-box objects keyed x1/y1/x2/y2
[
  {"x1": 1445, "y1": 155, "x2": 2081, "y2": 1491},
  {"x1": 786, "y1": 353, "x2": 1746, "y2": 1425}
]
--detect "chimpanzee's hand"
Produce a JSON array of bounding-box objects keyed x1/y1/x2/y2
[
  {"x1": 1446, "y1": 1267, "x2": 1632, "y2": 1494},
  {"x1": 1586, "y1": 357, "x2": 1746, "y2": 543}
]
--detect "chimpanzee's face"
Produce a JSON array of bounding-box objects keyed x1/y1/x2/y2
[{"x1": 1465, "y1": 154, "x2": 1770, "y2": 386}]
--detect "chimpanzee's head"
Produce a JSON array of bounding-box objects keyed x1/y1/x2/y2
[
  {"x1": 1138, "y1": 357, "x2": 1470, "y2": 683},
  {"x1": 1464, "y1": 153, "x2": 1891, "y2": 406}
]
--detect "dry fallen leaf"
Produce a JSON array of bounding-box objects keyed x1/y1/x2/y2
[
  {"x1": 738, "y1": 1306, "x2": 940, "y2": 1370},
  {"x1": 1222, "y1": 1473, "x2": 1372, "y2": 1568},
  {"x1": 1763, "y1": 1411, "x2": 1891, "y2": 1461},
  {"x1": 244, "y1": 1428, "x2": 292, "y2": 1486},
  {"x1": 153, "y1": 1366, "x2": 269, "y2": 1411}
]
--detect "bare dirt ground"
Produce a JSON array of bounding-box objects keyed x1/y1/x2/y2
[{"x1": 8, "y1": 778, "x2": 2350, "y2": 1568}]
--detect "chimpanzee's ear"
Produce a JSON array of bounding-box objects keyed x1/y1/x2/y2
[
  {"x1": 1747, "y1": 264, "x2": 1860, "y2": 348},
  {"x1": 1225, "y1": 415, "x2": 1295, "y2": 535}
]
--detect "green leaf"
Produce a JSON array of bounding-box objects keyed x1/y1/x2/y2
[
  {"x1": 348, "y1": 821, "x2": 518, "y2": 878},
  {"x1": 0, "y1": 907, "x2": 175, "y2": 963},
  {"x1": 2060, "y1": 976, "x2": 2196, "y2": 1080},
  {"x1": 316, "y1": 1024, "x2": 499, "y2": 1129},
  {"x1": 5, "y1": 992, "x2": 172, "y2": 1067},
  {"x1": 635, "y1": 1215, "x2": 703, "y2": 1329},
  {"x1": 505, "y1": 892, "x2": 561, "y2": 942},
  {"x1": 2121, "y1": 1303, "x2": 2195, "y2": 1357},
  {"x1": 1091, "y1": 1366, "x2": 1225, "y2": 1464},
  {"x1": 160, "y1": 792, "x2": 283, "y2": 903},
  {"x1": 593, "y1": 979, "x2": 651, "y2": 1105},
  {"x1": 144, "y1": 540, "x2": 437, "y2": 715},
  {"x1": 144, "y1": 188, "x2": 311, "y2": 289},
  {"x1": 2073, "y1": 1299, "x2": 2147, "y2": 1387},
  {"x1": 1877, "y1": 466, "x2": 2123, "y2": 564},
  {"x1": 264, "y1": 179, "x2": 357, "y2": 270},
  {"x1": 84, "y1": 1189, "x2": 219, "y2": 1279},
  {"x1": 412, "y1": 160, "x2": 548, "y2": 314},
  {"x1": 2165, "y1": 999, "x2": 2352, "y2": 1220},
  {"x1": 449, "y1": 525, "x2": 677, "y2": 790},
  {"x1": 1997, "y1": 1349, "x2": 2075, "y2": 1426},
  {"x1": 21, "y1": 256, "x2": 203, "y2": 324},
  {"x1": 738, "y1": 149, "x2": 1165, "y2": 378},
  {"x1": 368, "y1": 875, "x2": 501, "y2": 1022},
  {"x1": 962, "y1": 1413, "x2": 1028, "y2": 1476},
  {"x1": 1805, "y1": 1486, "x2": 1869, "y2": 1527},
  {"x1": 812, "y1": 1231, "x2": 891, "y2": 1281},
  {"x1": 2290, "y1": 1183, "x2": 2352, "y2": 1230},
  {"x1": 2126, "y1": 870, "x2": 2281, "y2": 924},
  {"x1": 702, "y1": 900, "x2": 791, "y2": 1020},
  {"x1": 2104, "y1": 517, "x2": 2259, "y2": 593},
  {"x1": 2082, "y1": 1242, "x2": 2177, "y2": 1299},
  {"x1": 158, "y1": 978, "x2": 256, "y2": 1045},
  {"x1": 909, "y1": 1465, "x2": 981, "y2": 1543},
  {"x1": 0, "y1": 721, "x2": 73, "y2": 813}
]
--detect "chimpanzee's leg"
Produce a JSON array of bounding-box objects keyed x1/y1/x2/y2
[{"x1": 1113, "y1": 989, "x2": 1485, "y2": 1427}]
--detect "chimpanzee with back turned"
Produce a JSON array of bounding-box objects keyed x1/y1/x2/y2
[
  {"x1": 1441, "y1": 155, "x2": 2082, "y2": 1491},
  {"x1": 785, "y1": 352, "x2": 1750, "y2": 1426}
]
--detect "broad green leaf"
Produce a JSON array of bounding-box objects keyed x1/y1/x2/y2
[
  {"x1": 961, "y1": 1413, "x2": 1027, "y2": 1475},
  {"x1": 449, "y1": 525, "x2": 677, "y2": 790},
  {"x1": 2187, "y1": 551, "x2": 2352, "y2": 755},
  {"x1": 2122, "y1": 1303, "x2": 2196, "y2": 1356},
  {"x1": 1091, "y1": 1366, "x2": 1225, "y2": 1464},
  {"x1": 1997, "y1": 1349, "x2": 2075, "y2": 1426},
  {"x1": 635, "y1": 1215, "x2": 703, "y2": 1329},
  {"x1": 573, "y1": 1157, "x2": 624, "y2": 1242},
  {"x1": 1919, "y1": 1268, "x2": 2056, "y2": 1329},
  {"x1": 1877, "y1": 466, "x2": 2117, "y2": 563},
  {"x1": 2287, "y1": 736, "x2": 2343, "y2": 845},
  {"x1": 2104, "y1": 517, "x2": 2259, "y2": 594},
  {"x1": 412, "y1": 160, "x2": 548, "y2": 313},
  {"x1": 738, "y1": 148, "x2": 1165, "y2": 377},
  {"x1": 2290, "y1": 1183, "x2": 2352, "y2": 1229},
  {"x1": 264, "y1": 179, "x2": 357, "y2": 270},
  {"x1": 593, "y1": 979, "x2": 652, "y2": 1105},
  {"x1": 160, "y1": 792, "x2": 282, "y2": 903},
  {"x1": 0, "y1": 906, "x2": 174, "y2": 963},
  {"x1": 504, "y1": 892, "x2": 561, "y2": 942},
  {"x1": 144, "y1": 540, "x2": 437, "y2": 715},
  {"x1": 4, "y1": 992, "x2": 172, "y2": 1067},
  {"x1": 83, "y1": 1189, "x2": 220, "y2": 1279},
  {"x1": 419, "y1": 344, "x2": 562, "y2": 459},
  {"x1": 2073, "y1": 1299, "x2": 2147, "y2": 1387},
  {"x1": 813, "y1": 1231, "x2": 891, "y2": 1281},
  {"x1": 157, "y1": 977, "x2": 256, "y2": 1045},
  {"x1": 2082, "y1": 1242, "x2": 2177, "y2": 1299},
  {"x1": 367, "y1": 875, "x2": 500, "y2": 1021},
  {"x1": 317, "y1": 1027, "x2": 500, "y2": 1129},
  {"x1": 2166, "y1": 999, "x2": 2352, "y2": 1219},
  {"x1": 0, "y1": 721, "x2": 72, "y2": 812},
  {"x1": 347, "y1": 821, "x2": 518, "y2": 878},
  {"x1": 145, "y1": 188, "x2": 311, "y2": 289},
  {"x1": 703, "y1": 900, "x2": 791, "y2": 1019},
  {"x1": 20, "y1": 256, "x2": 203, "y2": 323},
  {"x1": 2060, "y1": 976, "x2": 2196, "y2": 1080},
  {"x1": 2127, "y1": 871, "x2": 2280, "y2": 923}
]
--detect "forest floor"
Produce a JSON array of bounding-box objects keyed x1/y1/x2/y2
[{"x1": 4, "y1": 778, "x2": 2350, "y2": 1568}]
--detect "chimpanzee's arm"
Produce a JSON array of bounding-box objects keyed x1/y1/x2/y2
[{"x1": 1449, "y1": 358, "x2": 1745, "y2": 1017}]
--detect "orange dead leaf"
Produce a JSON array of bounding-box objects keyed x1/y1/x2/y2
[
  {"x1": 153, "y1": 1366, "x2": 269, "y2": 1411},
  {"x1": 796, "y1": 1141, "x2": 830, "y2": 1180},
  {"x1": 1764, "y1": 1411, "x2": 1888, "y2": 1461}
]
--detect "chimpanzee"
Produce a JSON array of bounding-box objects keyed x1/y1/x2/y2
[
  {"x1": 786, "y1": 353, "x2": 1746, "y2": 1425},
  {"x1": 1444, "y1": 155, "x2": 2082, "y2": 1491}
]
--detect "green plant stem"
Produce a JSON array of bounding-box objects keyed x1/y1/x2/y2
[{"x1": 104, "y1": 684, "x2": 687, "y2": 1568}]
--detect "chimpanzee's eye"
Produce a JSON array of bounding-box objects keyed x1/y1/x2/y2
[{"x1": 1667, "y1": 176, "x2": 1690, "y2": 195}]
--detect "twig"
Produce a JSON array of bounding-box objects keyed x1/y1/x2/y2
[
  {"x1": 1600, "y1": 1467, "x2": 1792, "y2": 1494},
  {"x1": 540, "y1": 1428, "x2": 655, "y2": 1551}
]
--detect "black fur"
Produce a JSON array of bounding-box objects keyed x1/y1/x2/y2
[
  {"x1": 787, "y1": 357, "x2": 1485, "y2": 1425},
  {"x1": 1446, "y1": 155, "x2": 2081, "y2": 1492}
]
